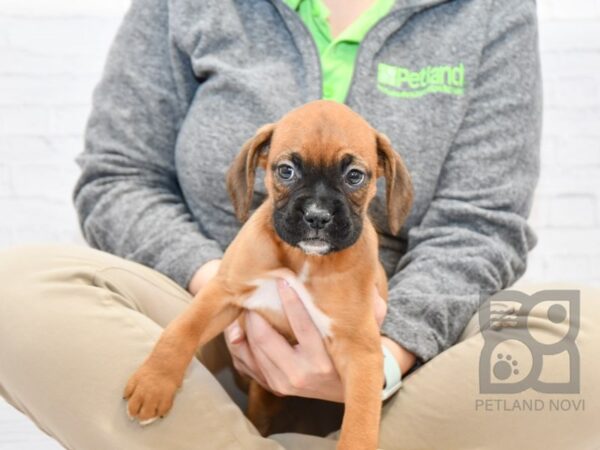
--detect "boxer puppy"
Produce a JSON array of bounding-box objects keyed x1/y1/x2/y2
[{"x1": 123, "y1": 100, "x2": 413, "y2": 450}]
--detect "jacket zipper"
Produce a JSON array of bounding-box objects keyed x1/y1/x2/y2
[
  {"x1": 273, "y1": 1, "x2": 324, "y2": 99},
  {"x1": 271, "y1": 0, "x2": 451, "y2": 103},
  {"x1": 346, "y1": 0, "x2": 452, "y2": 103}
]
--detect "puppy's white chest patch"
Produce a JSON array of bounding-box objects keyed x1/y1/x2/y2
[{"x1": 243, "y1": 269, "x2": 332, "y2": 338}]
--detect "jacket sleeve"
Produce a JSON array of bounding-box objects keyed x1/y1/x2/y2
[
  {"x1": 381, "y1": 0, "x2": 542, "y2": 361},
  {"x1": 73, "y1": 0, "x2": 223, "y2": 289}
]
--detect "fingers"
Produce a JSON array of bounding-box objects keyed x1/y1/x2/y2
[
  {"x1": 224, "y1": 321, "x2": 267, "y2": 385},
  {"x1": 245, "y1": 312, "x2": 296, "y2": 395},
  {"x1": 246, "y1": 312, "x2": 295, "y2": 366},
  {"x1": 232, "y1": 340, "x2": 263, "y2": 380},
  {"x1": 277, "y1": 278, "x2": 325, "y2": 353}
]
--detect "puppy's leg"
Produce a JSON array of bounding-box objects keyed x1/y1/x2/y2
[
  {"x1": 329, "y1": 331, "x2": 384, "y2": 450},
  {"x1": 246, "y1": 380, "x2": 285, "y2": 436},
  {"x1": 124, "y1": 280, "x2": 240, "y2": 424}
]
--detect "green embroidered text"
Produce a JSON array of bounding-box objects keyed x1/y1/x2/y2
[{"x1": 377, "y1": 63, "x2": 465, "y2": 98}]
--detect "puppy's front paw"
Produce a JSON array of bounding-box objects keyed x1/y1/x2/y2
[{"x1": 123, "y1": 364, "x2": 180, "y2": 425}]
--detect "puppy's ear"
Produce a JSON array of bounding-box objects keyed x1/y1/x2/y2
[
  {"x1": 375, "y1": 132, "x2": 413, "y2": 235},
  {"x1": 226, "y1": 123, "x2": 275, "y2": 223}
]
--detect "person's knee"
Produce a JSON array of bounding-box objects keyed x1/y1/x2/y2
[
  {"x1": 0, "y1": 244, "x2": 99, "y2": 309},
  {"x1": 0, "y1": 245, "x2": 55, "y2": 287},
  {"x1": 513, "y1": 282, "x2": 600, "y2": 327},
  {"x1": 1, "y1": 244, "x2": 71, "y2": 270}
]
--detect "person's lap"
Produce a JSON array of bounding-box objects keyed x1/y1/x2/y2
[
  {"x1": 0, "y1": 244, "x2": 597, "y2": 449},
  {"x1": 0, "y1": 245, "x2": 290, "y2": 450}
]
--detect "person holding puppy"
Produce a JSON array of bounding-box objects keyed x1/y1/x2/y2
[{"x1": 1, "y1": 0, "x2": 599, "y2": 449}]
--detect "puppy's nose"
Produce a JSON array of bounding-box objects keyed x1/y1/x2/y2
[{"x1": 303, "y1": 209, "x2": 332, "y2": 230}]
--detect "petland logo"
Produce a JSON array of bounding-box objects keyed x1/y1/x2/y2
[
  {"x1": 478, "y1": 289, "x2": 580, "y2": 395},
  {"x1": 377, "y1": 62, "x2": 465, "y2": 98}
]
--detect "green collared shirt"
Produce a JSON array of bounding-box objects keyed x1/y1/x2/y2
[{"x1": 284, "y1": 0, "x2": 395, "y2": 103}]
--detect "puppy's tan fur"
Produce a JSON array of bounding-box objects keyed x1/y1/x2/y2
[{"x1": 124, "y1": 100, "x2": 413, "y2": 450}]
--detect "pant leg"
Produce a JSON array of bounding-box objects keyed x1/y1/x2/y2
[
  {"x1": 0, "y1": 245, "x2": 306, "y2": 450},
  {"x1": 9, "y1": 244, "x2": 594, "y2": 450},
  {"x1": 377, "y1": 282, "x2": 600, "y2": 450}
]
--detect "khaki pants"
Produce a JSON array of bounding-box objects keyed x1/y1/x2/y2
[{"x1": 0, "y1": 244, "x2": 598, "y2": 449}]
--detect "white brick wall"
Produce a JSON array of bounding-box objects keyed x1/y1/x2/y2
[
  {"x1": 0, "y1": 8, "x2": 125, "y2": 250},
  {"x1": 0, "y1": 1, "x2": 599, "y2": 448},
  {"x1": 531, "y1": 1, "x2": 600, "y2": 286}
]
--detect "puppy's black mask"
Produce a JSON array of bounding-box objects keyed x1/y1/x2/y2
[{"x1": 271, "y1": 154, "x2": 367, "y2": 255}]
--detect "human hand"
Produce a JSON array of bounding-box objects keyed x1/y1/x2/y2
[
  {"x1": 187, "y1": 259, "x2": 222, "y2": 295},
  {"x1": 224, "y1": 279, "x2": 387, "y2": 402}
]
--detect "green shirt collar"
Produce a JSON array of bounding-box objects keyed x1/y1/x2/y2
[
  {"x1": 284, "y1": 0, "x2": 395, "y2": 43},
  {"x1": 283, "y1": 0, "x2": 396, "y2": 102}
]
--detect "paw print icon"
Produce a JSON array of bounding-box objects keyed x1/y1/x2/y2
[
  {"x1": 493, "y1": 352, "x2": 520, "y2": 380},
  {"x1": 479, "y1": 290, "x2": 580, "y2": 394}
]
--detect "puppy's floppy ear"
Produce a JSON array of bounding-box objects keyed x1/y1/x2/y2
[
  {"x1": 375, "y1": 132, "x2": 414, "y2": 235},
  {"x1": 226, "y1": 123, "x2": 275, "y2": 223}
]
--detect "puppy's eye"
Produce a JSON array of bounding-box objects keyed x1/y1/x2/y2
[
  {"x1": 277, "y1": 164, "x2": 295, "y2": 181},
  {"x1": 345, "y1": 169, "x2": 365, "y2": 186}
]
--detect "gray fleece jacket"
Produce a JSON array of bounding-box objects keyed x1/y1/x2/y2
[{"x1": 73, "y1": 0, "x2": 542, "y2": 362}]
